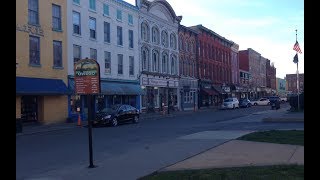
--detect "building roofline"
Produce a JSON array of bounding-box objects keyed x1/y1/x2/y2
[{"x1": 189, "y1": 24, "x2": 233, "y2": 46}]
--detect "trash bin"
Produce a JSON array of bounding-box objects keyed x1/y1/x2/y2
[{"x1": 16, "y1": 118, "x2": 23, "y2": 133}]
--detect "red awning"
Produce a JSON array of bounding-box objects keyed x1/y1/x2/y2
[{"x1": 201, "y1": 89, "x2": 218, "y2": 95}]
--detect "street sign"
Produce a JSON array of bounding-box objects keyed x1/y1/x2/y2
[
  {"x1": 74, "y1": 59, "x2": 101, "y2": 94},
  {"x1": 74, "y1": 58, "x2": 100, "y2": 168}
]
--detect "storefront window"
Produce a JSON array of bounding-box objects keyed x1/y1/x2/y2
[
  {"x1": 129, "y1": 96, "x2": 136, "y2": 108},
  {"x1": 96, "y1": 95, "x2": 106, "y2": 112},
  {"x1": 70, "y1": 95, "x2": 81, "y2": 113},
  {"x1": 142, "y1": 88, "x2": 147, "y2": 108},
  {"x1": 154, "y1": 88, "x2": 159, "y2": 107},
  {"x1": 114, "y1": 95, "x2": 121, "y2": 104},
  {"x1": 169, "y1": 88, "x2": 177, "y2": 106},
  {"x1": 106, "y1": 95, "x2": 113, "y2": 108}
]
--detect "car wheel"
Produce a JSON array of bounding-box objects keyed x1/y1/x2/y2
[
  {"x1": 233, "y1": 104, "x2": 235, "y2": 109},
  {"x1": 132, "y1": 116, "x2": 139, "y2": 124},
  {"x1": 254, "y1": 103, "x2": 258, "y2": 106},
  {"x1": 111, "y1": 118, "x2": 118, "y2": 127},
  {"x1": 267, "y1": 102, "x2": 270, "y2": 105}
]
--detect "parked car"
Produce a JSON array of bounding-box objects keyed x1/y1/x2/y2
[
  {"x1": 269, "y1": 96, "x2": 281, "y2": 109},
  {"x1": 252, "y1": 98, "x2": 270, "y2": 106},
  {"x1": 93, "y1": 104, "x2": 140, "y2": 127},
  {"x1": 280, "y1": 97, "x2": 287, "y2": 103},
  {"x1": 249, "y1": 98, "x2": 258, "y2": 105},
  {"x1": 239, "y1": 99, "x2": 252, "y2": 108},
  {"x1": 221, "y1": 97, "x2": 239, "y2": 109}
]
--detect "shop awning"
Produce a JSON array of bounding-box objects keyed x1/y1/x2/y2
[
  {"x1": 69, "y1": 79, "x2": 145, "y2": 95},
  {"x1": 100, "y1": 81, "x2": 144, "y2": 95},
  {"x1": 201, "y1": 89, "x2": 218, "y2": 95},
  {"x1": 212, "y1": 84, "x2": 226, "y2": 94},
  {"x1": 16, "y1": 77, "x2": 70, "y2": 95}
]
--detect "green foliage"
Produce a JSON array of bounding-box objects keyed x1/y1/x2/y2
[
  {"x1": 237, "y1": 130, "x2": 304, "y2": 146},
  {"x1": 139, "y1": 165, "x2": 304, "y2": 180}
]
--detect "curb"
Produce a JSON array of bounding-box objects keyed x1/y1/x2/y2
[
  {"x1": 16, "y1": 126, "x2": 80, "y2": 137},
  {"x1": 15, "y1": 108, "x2": 224, "y2": 136}
]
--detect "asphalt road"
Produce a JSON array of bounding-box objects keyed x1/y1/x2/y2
[{"x1": 16, "y1": 103, "x2": 303, "y2": 180}]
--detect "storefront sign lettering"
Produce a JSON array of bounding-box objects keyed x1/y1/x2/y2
[
  {"x1": 222, "y1": 86, "x2": 230, "y2": 93},
  {"x1": 149, "y1": 79, "x2": 167, "y2": 86},
  {"x1": 16, "y1": 24, "x2": 44, "y2": 36},
  {"x1": 142, "y1": 77, "x2": 148, "y2": 85},
  {"x1": 145, "y1": 78, "x2": 178, "y2": 87}
]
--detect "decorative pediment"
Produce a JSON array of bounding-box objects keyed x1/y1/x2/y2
[{"x1": 143, "y1": 0, "x2": 182, "y2": 23}]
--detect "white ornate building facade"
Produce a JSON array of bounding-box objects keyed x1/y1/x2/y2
[{"x1": 136, "y1": 0, "x2": 182, "y2": 112}]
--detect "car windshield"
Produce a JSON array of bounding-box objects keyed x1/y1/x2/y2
[
  {"x1": 98, "y1": 105, "x2": 120, "y2": 113},
  {"x1": 269, "y1": 97, "x2": 279, "y2": 100},
  {"x1": 224, "y1": 98, "x2": 233, "y2": 102}
]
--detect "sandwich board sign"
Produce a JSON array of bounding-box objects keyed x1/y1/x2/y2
[{"x1": 74, "y1": 58, "x2": 101, "y2": 94}]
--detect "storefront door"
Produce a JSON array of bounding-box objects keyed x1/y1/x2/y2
[{"x1": 21, "y1": 96, "x2": 38, "y2": 123}]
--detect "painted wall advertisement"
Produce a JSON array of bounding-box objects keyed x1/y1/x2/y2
[{"x1": 74, "y1": 59, "x2": 101, "y2": 94}]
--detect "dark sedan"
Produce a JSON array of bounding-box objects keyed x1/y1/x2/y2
[
  {"x1": 239, "y1": 99, "x2": 252, "y2": 108},
  {"x1": 93, "y1": 104, "x2": 140, "y2": 127}
]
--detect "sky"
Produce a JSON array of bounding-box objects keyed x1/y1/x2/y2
[{"x1": 126, "y1": 0, "x2": 304, "y2": 79}]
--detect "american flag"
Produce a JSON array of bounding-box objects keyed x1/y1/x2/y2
[{"x1": 293, "y1": 41, "x2": 302, "y2": 54}]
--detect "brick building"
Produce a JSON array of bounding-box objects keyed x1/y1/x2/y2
[
  {"x1": 269, "y1": 62, "x2": 277, "y2": 94},
  {"x1": 238, "y1": 50, "x2": 251, "y2": 98},
  {"x1": 239, "y1": 48, "x2": 269, "y2": 99},
  {"x1": 286, "y1": 73, "x2": 304, "y2": 94},
  {"x1": 231, "y1": 42, "x2": 241, "y2": 99},
  {"x1": 266, "y1": 59, "x2": 276, "y2": 95},
  {"x1": 178, "y1": 25, "x2": 198, "y2": 111},
  {"x1": 190, "y1": 25, "x2": 233, "y2": 107}
]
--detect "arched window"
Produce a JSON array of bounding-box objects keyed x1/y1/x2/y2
[
  {"x1": 141, "y1": 47, "x2": 149, "y2": 71},
  {"x1": 192, "y1": 62, "x2": 195, "y2": 77},
  {"x1": 180, "y1": 57, "x2": 184, "y2": 75},
  {"x1": 141, "y1": 22, "x2": 149, "y2": 42},
  {"x1": 170, "y1": 33, "x2": 177, "y2": 50},
  {"x1": 179, "y1": 36, "x2": 183, "y2": 51},
  {"x1": 152, "y1": 49, "x2": 159, "y2": 72},
  {"x1": 185, "y1": 40, "x2": 188, "y2": 52},
  {"x1": 190, "y1": 41, "x2": 194, "y2": 54},
  {"x1": 152, "y1": 26, "x2": 159, "y2": 44},
  {"x1": 162, "y1": 52, "x2": 168, "y2": 73},
  {"x1": 170, "y1": 55, "x2": 176, "y2": 75},
  {"x1": 161, "y1": 30, "x2": 168, "y2": 47}
]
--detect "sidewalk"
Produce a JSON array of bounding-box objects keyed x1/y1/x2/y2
[
  {"x1": 16, "y1": 106, "x2": 219, "y2": 136},
  {"x1": 159, "y1": 108, "x2": 304, "y2": 172},
  {"x1": 262, "y1": 108, "x2": 304, "y2": 122},
  {"x1": 162, "y1": 140, "x2": 304, "y2": 171}
]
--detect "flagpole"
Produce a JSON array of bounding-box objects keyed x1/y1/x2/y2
[{"x1": 295, "y1": 29, "x2": 300, "y2": 111}]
